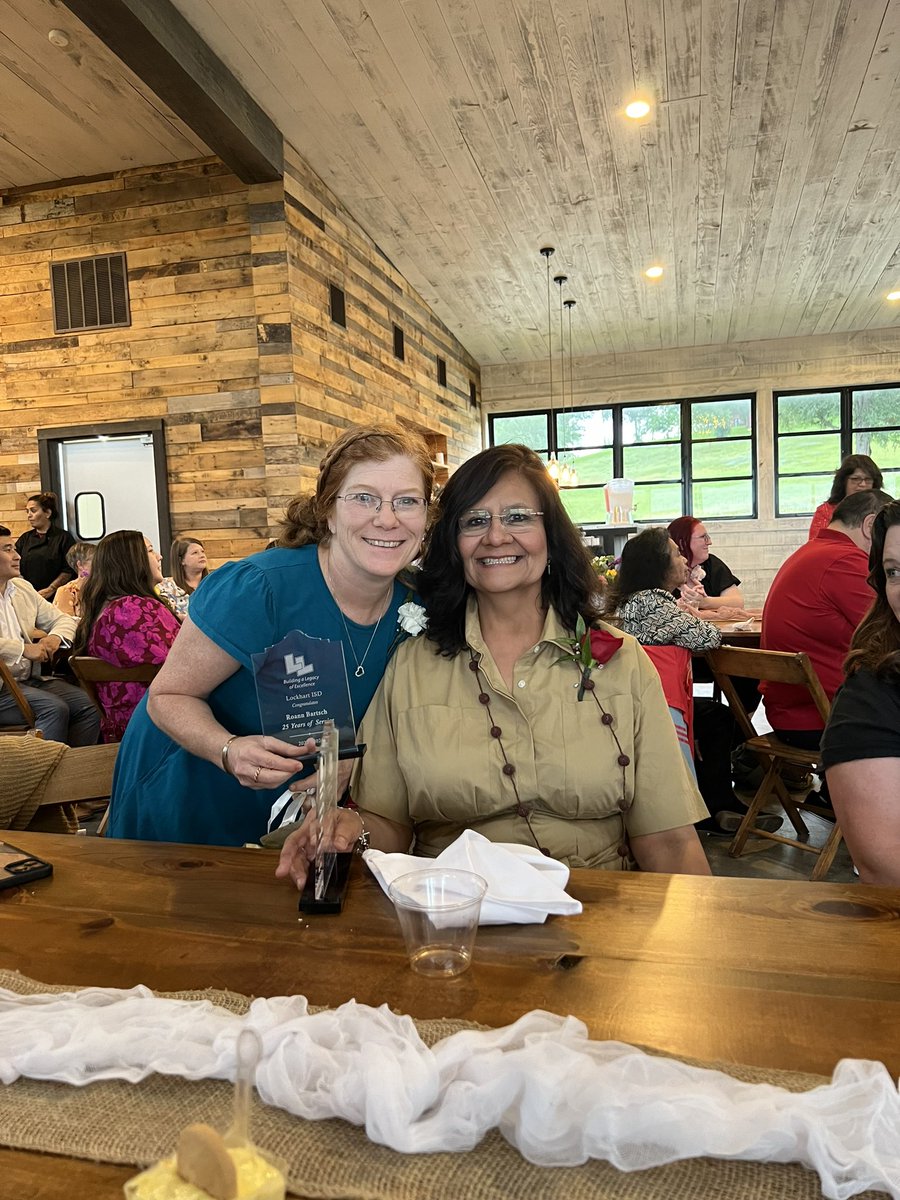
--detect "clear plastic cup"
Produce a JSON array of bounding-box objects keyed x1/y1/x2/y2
[{"x1": 388, "y1": 868, "x2": 487, "y2": 977}]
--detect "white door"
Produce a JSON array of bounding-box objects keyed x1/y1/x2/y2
[{"x1": 57, "y1": 434, "x2": 162, "y2": 552}]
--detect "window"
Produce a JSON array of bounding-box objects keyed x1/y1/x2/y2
[
  {"x1": 329, "y1": 284, "x2": 346, "y2": 327},
  {"x1": 775, "y1": 386, "x2": 900, "y2": 514},
  {"x1": 436, "y1": 356, "x2": 447, "y2": 387},
  {"x1": 392, "y1": 323, "x2": 404, "y2": 360},
  {"x1": 50, "y1": 252, "x2": 130, "y2": 333},
  {"x1": 489, "y1": 394, "x2": 756, "y2": 524}
]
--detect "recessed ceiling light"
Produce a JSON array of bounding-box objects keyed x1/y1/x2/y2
[
  {"x1": 625, "y1": 100, "x2": 651, "y2": 120},
  {"x1": 644, "y1": 265, "x2": 664, "y2": 280},
  {"x1": 887, "y1": 290, "x2": 900, "y2": 301},
  {"x1": 48, "y1": 29, "x2": 70, "y2": 47}
]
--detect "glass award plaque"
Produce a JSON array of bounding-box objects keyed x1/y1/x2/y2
[
  {"x1": 298, "y1": 718, "x2": 353, "y2": 914},
  {"x1": 251, "y1": 630, "x2": 356, "y2": 751}
]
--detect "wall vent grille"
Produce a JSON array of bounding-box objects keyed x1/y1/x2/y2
[{"x1": 50, "y1": 252, "x2": 130, "y2": 333}]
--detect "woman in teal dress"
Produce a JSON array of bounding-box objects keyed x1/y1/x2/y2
[{"x1": 108, "y1": 424, "x2": 433, "y2": 846}]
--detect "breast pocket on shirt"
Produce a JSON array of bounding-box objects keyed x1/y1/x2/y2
[{"x1": 395, "y1": 705, "x2": 504, "y2": 823}]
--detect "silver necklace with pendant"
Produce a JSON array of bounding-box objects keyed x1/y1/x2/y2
[
  {"x1": 337, "y1": 605, "x2": 386, "y2": 677},
  {"x1": 324, "y1": 554, "x2": 389, "y2": 677}
]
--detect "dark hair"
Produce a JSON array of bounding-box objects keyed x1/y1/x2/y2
[
  {"x1": 844, "y1": 501, "x2": 900, "y2": 681},
  {"x1": 827, "y1": 454, "x2": 884, "y2": 504},
  {"x1": 170, "y1": 537, "x2": 208, "y2": 594},
  {"x1": 0, "y1": 525, "x2": 10, "y2": 538},
  {"x1": 26, "y1": 491, "x2": 59, "y2": 522},
  {"x1": 277, "y1": 424, "x2": 434, "y2": 548},
  {"x1": 605, "y1": 527, "x2": 676, "y2": 610},
  {"x1": 72, "y1": 530, "x2": 172, "y2": 655},
  {"x1": 830, "y1": 488, "x2": 893, "y2": 528},
  {"x1": 65, "y1": 541, "x2": 96, "y2": 573},
  {"x1": 417, "y1": 444, "x2": 601, "y2": 655},
  {"x1": 667, "y1": 516, "x2": 700, "y2": 566}
]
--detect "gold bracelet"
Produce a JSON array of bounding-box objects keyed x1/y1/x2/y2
[{"x1": 221, "y1": 734, "x2": 239, "y2": 776}]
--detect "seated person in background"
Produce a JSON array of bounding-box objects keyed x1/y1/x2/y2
[
  {"x1": 158, "y1": 537, "x2": 209, "y2": 621},
  {"x1": 52, "y1": 540, "x2": 95, "y2": 618},
  {"x1": 277, "y1": 444, "x2": 711, "y2": 889},
  {"x1": 15, "y1": 491, "x2": 76, "y2": 599},
  {"x1": 761, "y1": 488, "x2": 893, "y2": 754},
  {"x1": 667, "y1": 516, "x2": 750, "y2": 617},
  {"x1": 809, "y1": 454, "x2": 882, "y2": 542},
  {"x1": 71, "y1": 530, "x2": 180, "y2": 742},
  {"x1": 822, "y1": 501, "x2": 900, "y2": 884},
  {"x1": 608, "y1": 527, "x2": 781, "y2": 837},
  {"x1": 0, "y1": 525, "x2": 99, "y2": 745}
]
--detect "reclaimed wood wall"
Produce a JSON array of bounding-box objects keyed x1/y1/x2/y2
[{"x1": 0, "y1": 150, "x2": 481, "y2": 560}]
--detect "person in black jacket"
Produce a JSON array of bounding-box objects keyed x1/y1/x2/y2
[{"x1": 15, "y1": 492, "x2": 76, "y2": 599}]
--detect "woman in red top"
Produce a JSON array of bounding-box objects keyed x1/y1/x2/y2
[
  {"x1": 808, "y1": 454, "x2": 882, "y2": 541},
  {"x1": 71, "y1": 530, "x2": 180, "y2": 742}
]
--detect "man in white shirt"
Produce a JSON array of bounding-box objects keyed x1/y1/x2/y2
[{"x1": 0, "y1": 525, "x2": 99, "y2": 744}]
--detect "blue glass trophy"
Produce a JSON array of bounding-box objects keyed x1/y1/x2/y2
[{"x1": 252, "y1": 631, "x2": 357, "y2": 912}]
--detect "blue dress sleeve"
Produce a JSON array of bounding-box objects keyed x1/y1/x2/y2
[{"x1": 188, "y1": 558, "x2": 278, "y2": 667}]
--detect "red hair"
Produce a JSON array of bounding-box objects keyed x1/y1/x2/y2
[{"x1": 667, "y1": 516, "x2": 700, "y2": 565}]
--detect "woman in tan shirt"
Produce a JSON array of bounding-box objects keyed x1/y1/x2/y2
[{"x1": 278, "y1": 445, "x2": 710, "y2": 888}]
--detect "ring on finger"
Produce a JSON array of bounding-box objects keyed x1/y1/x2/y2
[{"x1": 254, "y1": 764, "x2": 262, "y2": 783}]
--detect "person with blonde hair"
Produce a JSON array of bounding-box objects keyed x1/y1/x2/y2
[
  {"x1": 158, "y1": 537, "x2": 210, "y2": 620},
  {"x1": 108, "y1": 424, "x2": 433, "y2": 846},
  {"x1": 52, "y1": 541, "x2": 95, "y2": 618}
]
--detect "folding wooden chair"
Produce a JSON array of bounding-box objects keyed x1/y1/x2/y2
[
  {"x1": 704, "y1": 646, "x2": 843, "y2": 881},
  {"x1": 0, "y1": 659, "x2": 41, "y2": 735},
  {"x1": 69, "y1": 656, "x2": 160, "y2": 717}
]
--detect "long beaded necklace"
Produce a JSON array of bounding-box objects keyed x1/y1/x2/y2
[{"x1": 467, "y1": 650, "x2": 633, "y2": 866}]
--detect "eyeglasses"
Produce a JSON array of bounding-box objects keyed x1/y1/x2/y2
[
  {"x1": 691, "y1": 533, "x2": 712, "y2": 543},
  {"x1": 458, "y1": 507, "x2": 544, "y2": 536},
  {"x1": 336, "y1": 492, "x2": 428, "y2": 515},
  {"x1": 848, "y1": 474, "x2": 873, "y2": 484}
]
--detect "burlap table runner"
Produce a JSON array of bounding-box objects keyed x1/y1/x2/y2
[{"x1": 0, "y1": 970, "x2": 887, "y2": 1199}]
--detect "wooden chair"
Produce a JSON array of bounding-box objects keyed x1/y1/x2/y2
[
  {"x1": 0, "y1": 659, "x2": 40, "y2": 735},
  {"x1": 38, "y1": 742, "x2": 118, "y2": 809},
  {"x1": 705, "y1": 646, "x2": 843, "y2": 880},
  {"x1": 69, "y1": 655, "x2": 161, "y2": 716}
]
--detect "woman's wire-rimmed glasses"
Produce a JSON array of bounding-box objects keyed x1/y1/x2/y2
[
  {"x1": 336, "y1": 492, "x2": 428, "y2": 515},
  {"x1": 458, "y1": 507, "x2": 544, "y2": 536}
]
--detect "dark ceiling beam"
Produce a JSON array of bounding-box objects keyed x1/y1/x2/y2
[{"x1": 60, "y1": 0, "x2": 283, "y2": 184}]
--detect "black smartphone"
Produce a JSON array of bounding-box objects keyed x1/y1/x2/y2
[{"x1": 0, "y1": 841, "x2": 53, "y2": 890}]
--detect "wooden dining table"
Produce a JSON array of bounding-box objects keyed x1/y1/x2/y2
[{"x1": 1, "y1": 831, "x2": 899, "y2": 1197}]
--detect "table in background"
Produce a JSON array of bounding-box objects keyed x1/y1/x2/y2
[
  {"x1": 581, "y1": 524, "x2": 637, "y2": 558},
  {"x1": 2, "y1": 832, "x2": 900, "y2": 1195},
  {"x1": 705, "y1": 616, "x2": 762, "y2": 648}
]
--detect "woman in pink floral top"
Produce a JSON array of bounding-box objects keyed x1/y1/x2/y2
[{"x1": 71, "y1": 530, "x2": 180, "y2": 742}]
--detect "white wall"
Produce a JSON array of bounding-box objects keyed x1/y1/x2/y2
[{"x1": 482, "y1": 327, "x2": 900, "y2": 605}]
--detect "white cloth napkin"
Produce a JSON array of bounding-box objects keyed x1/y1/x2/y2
[
  {"x1": 1, "y1": 985, "x2": 899, "y2": 1197},
  {"x1": 362, "y1": 829, "x2": 582, "y2": 925}
]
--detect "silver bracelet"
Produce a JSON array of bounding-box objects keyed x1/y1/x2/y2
[
  {"x1": 354, "y1": 809, "x2": 370, "y2": 855},
  {"x1": 221, "y1": 734, "x2": 239, "y2": 776}
]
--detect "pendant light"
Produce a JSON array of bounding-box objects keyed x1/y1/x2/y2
[
  {"x1": 554, "y1": 272, "x2": 571, "y2": 486},
  {"x1": 540, "y1": 247, "x2": 559, "y2": 483},
  {"x1": 565, "y1": 298, "x2": 578, "y2": 487}
]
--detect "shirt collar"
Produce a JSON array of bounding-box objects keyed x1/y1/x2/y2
[{"x1": 463, "y1": 594, "x2": 584, "y2": 659}]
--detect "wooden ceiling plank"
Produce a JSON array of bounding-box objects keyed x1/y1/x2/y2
[
  {"x1": 789, "y1": 3, "x2": 900, "y2": 336},
  {"x1": 708, "y1": 0, "x2": 776, "y2": 347},
  {"x1": 694, "y1": 0, "x2": 738, "y2": 345},
  {"x1": 727, "y1": 0, "x2": 817, "y2": 342},
  {"x1": 761, "y1": 0, "x2": 889, "y2": 337},
  {"x1": 773, "y1": 1, "x2": 896, "y2": 337},
  {"x1": 58, "y1": 0, "x2": 282, "y2": 183}
]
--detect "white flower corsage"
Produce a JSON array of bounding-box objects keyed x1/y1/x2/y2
[{"x1": 397, "y1": 600, "x2": 427, "y2": 636}]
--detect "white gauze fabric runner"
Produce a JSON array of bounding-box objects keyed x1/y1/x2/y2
[{"x1": 1, "y1": 986, "x2": 899, "y2": 1198}]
